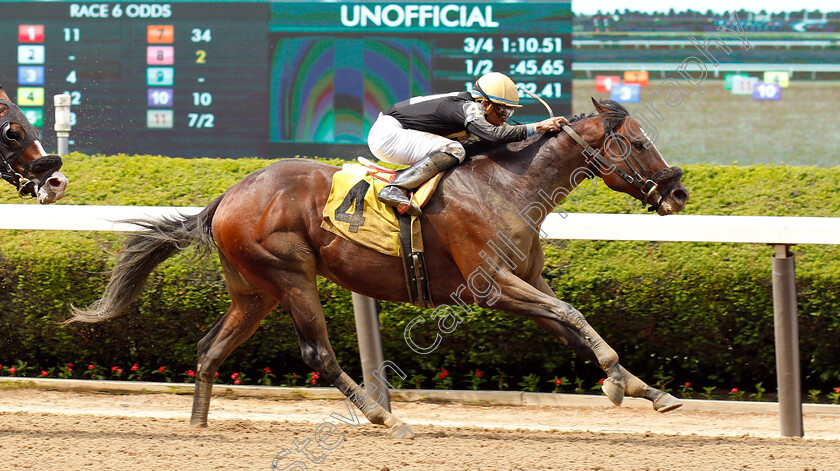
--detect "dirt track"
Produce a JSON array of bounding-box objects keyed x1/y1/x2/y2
[{"x1": 1, "y1": 389, "x2": 839, "y2": 470}]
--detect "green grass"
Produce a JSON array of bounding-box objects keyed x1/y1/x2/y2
[{"x1": 573, "y1": 79, "x2": 840, "y2": 167}]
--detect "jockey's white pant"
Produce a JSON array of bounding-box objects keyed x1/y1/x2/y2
[{"x1": 367, "y1": 113, "x2": 466, "y2": 165}]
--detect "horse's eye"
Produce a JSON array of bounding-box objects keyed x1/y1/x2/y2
[{"x1": 633, "y1": 141, "x2": 646, "y2": 151}]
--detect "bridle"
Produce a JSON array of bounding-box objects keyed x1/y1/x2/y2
[
  {"x1": 561, "y1": 123, "x2": 682, "y2": 212},
  {"x1": 0, "y1": 98, "x2": 63, "y2": 198}
]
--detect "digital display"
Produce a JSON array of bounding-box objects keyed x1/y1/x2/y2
[
  {"x1": 2, "y1": 1, "x2": 572, "y2": 159},
  {"x1": 4, "y1": 1, "x2": 270, "y2": 158}
]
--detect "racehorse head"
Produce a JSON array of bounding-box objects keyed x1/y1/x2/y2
[
  {"x1": 0, "y1": 85, "x2": 68, "y2": 204},
  {"x1": 587, "y1": 97, "x2": 688, "y2": 215}
]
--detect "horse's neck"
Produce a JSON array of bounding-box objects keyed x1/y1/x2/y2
[{"x1": 467, "y1": 118, "x2": 604, "y2": 214}]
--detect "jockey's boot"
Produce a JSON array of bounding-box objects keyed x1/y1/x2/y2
[{"x1": 377, "y1": 151, "x2": 459, "y2": 216}]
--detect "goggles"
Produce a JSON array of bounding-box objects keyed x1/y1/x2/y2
[{"x1": 495, "y1": 105, "x2": 515, "y2": 120}]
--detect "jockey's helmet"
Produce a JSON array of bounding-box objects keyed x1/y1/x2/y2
[{"x1": 471, "y1": 72, "x2": 523, "y2": 108}]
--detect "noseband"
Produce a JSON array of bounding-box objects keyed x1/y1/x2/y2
[
  {"x1": 0, "y1": 98, "x2": 63, "y2": 198},
  {"x1": 561, "y1": 125, "x2": 682, "y2": 212}
]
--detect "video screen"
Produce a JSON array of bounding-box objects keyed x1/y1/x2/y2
[{"x1": 570, "y1": 1, "x2": 839, "y2": 166}]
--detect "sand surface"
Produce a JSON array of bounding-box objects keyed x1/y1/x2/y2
[{"x1": 1, "y1": 389, "x2": 839, "y2": 470}]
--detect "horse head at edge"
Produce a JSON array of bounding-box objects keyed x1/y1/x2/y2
[
  {"x1": 587, "y1": 97, "x2": 689, "y2": 216},
  {"x1": 0, "y1": 85, "x2": 69, "y2": 204}
]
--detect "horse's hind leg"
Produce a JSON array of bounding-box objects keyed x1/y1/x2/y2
[
  {"x1": 191, "y1": 258, "x2": 277, "y2": 427},
  {"x1": 531, "y1": 278, "x2": 681, "y2": 412},
  {"x1": 276, "y1": 274, "x2": 414, "y2": 439}
]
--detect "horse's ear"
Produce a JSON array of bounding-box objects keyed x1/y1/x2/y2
[{"x1": 591, "y1": 97, "x2": 608, "y2": 115}]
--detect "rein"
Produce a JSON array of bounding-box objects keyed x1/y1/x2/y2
[
  {"x1": 0, "y1": 98, "x2": 63, "y2": 198},
  {"x1": 561, "y1": 124, "x2": 682, "y2": 212}
]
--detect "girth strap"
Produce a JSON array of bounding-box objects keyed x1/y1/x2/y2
[{"x1": 395, "y1": 211, "x2": 433, "y2": 308}]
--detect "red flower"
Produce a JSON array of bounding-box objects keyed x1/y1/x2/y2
[
  {"x1": 231, "y1": 372, "x2": 240, "y2": 380},
  {"x1": 264, "y1": 367, "x2": 273, "y2": 374},
  {"x1": 214, "y1": 372, "x2": 219, "y2": 378},
  {"x1": 554, "y1": 378, "x2": 563, "y2": 385},
  {"x1": 66, "y1": 362, "x2": 74, "y2": 368},
  {"x1": 158, "y1": 366, "x2": 166, "y2": 373},
  {"x1": 130, "y1": 364, "x2": 139, "y2": 371},
  {"x1": 598, "y1": 378, "x2": 605, "y2": 384},
  {"x1": 40, "y1": 370, "x2": 49, "y2": 377},
  {"x1": 186, "y1": 370, "x2": 196, "y2": 378},
  {"x1": 475, "y1": 370, "x2": 483, "y2": 378},
  {"x1": 9, "y1": 367, "x2": 16, "y2": 375},
  {"x1": 111, "y1": 366, "x2": 120, "y2": 372},
  {"x1": 234, "y1": 379, "x2": 241, "y2": 385},
  {"x1": 731, "y1": 388, "x2": 739, "y2": 393},
  {"x1": 116, "y1": 368, "x2": 123, "y2": 374},
  {"x1": 439, "y1": 368, "x2": 450, "y2": 379},
  {"x1": 834, "y1": 387, "x2": 840, "y2": 393},
  {"x1": 88, "y1": 364, "x2": 95, "y2": 370},
  {"x1": 312, "y1": 372, "x2": 320, "y2": 379},
  {"x1": 684, "y1": 382, "x2": 691, "y2": 387}
]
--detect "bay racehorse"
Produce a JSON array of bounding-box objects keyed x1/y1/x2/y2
[
  {"x1": 0, "y1": 85, "x2": 68, "y2": 203},
  {"x1": 68, "y1": 98, "x2": 688, "y2": 438}
]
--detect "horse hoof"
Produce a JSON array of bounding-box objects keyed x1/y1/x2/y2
[
  {"x1": 653, "y1": 393, "x2": 683, "y2": 413},
  {"x1": 602, "y1": 377, "x2": 624, "y2": 406},
  {"x1": 388, "y1": 423, "x2": 415, "y2": 440}
]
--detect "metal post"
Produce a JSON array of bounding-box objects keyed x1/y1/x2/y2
[
  {"x1": 772, "y1": 244, "x2": 803, "y2": 437},
  {"x1": 54, "y1": 94, "x2": 72, "y2": 156},
  {"x1": 351, "y1": 292, "x2": 390, "y2": 412}
]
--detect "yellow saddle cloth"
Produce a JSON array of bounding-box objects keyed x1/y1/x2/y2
[{"x1": 321, "y1": 163, "x2": 442, "y2": 257}]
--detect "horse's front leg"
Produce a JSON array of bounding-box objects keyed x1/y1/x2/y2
[
  {"x1": 529, "y1": 277, "x2": 682, "y2": 412},
  {"x1": 474, "y1": 270, "x2": 625, "y2": 405}
]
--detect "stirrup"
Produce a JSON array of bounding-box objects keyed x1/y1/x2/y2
[
  {"x1": 397, "y1": 201, "x2": 421, "y2": 217},
  {"x1": 378, "y1": 186, "x2": 421, "y2": 216}
]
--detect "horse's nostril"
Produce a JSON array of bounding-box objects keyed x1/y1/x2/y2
[
  {"x1": 672, "y1": 189, "x2": 688, "y2": 203},
  {"x1": 47, "y1": 176, "x2": 64, "y2": 188}
]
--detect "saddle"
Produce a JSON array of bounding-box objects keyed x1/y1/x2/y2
[{"x1": 321, "y1": 160, "x2": 441, "y2": 307}]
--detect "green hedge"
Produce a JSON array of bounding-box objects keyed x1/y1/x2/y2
[{"x1": 1, "y1": 154, "x2": 839, "y2": 393}]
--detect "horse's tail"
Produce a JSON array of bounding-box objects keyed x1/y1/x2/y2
[{"x1": 65, "y1": 195, "x2": 225, "y2": 324}]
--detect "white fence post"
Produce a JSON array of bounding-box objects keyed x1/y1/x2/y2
[{"x1": 54, "y1": 94, "x2": 72, "y2": 156}]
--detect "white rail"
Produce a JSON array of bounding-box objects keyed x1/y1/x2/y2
[
  {"x1": 4, "y1": 205, "x2": 838, "y2": 245},
  {"x1": 543, "y1": 213, "x2": 840, "y2": 245},
  {"x1": 572, "y1": 62, "x2": 840, "y2": 79},
  {"x1": 3, "y1": 204, "x2": 838, "y2": 437},
  {"x1": 573, "y1": 39, "x2": 839, "y2": 48},
  {"x1": 0, "y1": 204, "x2": 202, "y2": 231}
]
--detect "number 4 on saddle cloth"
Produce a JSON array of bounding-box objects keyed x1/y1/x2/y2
[
  {"x1": 321, "y1": 160, "x2": 443, "y2": 307},
  {"x1": 321, "y1": 160, "x2": 443, "y2": 257}
]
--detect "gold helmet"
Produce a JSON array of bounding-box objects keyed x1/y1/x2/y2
[{"x1": 471, "y1": 72, "x2": 523, "y2": 108}]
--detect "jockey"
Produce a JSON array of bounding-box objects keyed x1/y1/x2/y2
[{"x1": 368, "y1": 71, "x2": 569, "y2": 216}]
